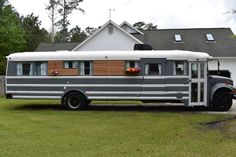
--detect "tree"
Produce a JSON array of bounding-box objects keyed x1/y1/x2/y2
[
  {"x1": 55, "y1": 0, "x2": 84, "y2": 42},
  {"x1": 69, "y1": 25, "x2": 87, "y2": 42},
  {"x1": 46, "y1": 0, "x2": 58, "y2": 43},
  {"x1": 133, "y1": 21, "x2": 145, "y2": 30},
  {"x1": 21, "y1": 13, "x2": 50, "y2": 51},
  {"x1": 0, "y1": 0, "x2": 26, "y2": 74},
  {"x1": 85, "y1": 26, "x2": 97, "y2": 36},
  {"x1": 133, "y1": 21, "x2": 158, "y2": 31}
]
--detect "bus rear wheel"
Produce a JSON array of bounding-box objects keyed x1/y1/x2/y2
[
  {"x1": 212, "y1": 91, "x2": 232, "y2": 111},
  {"x1": 63, "y1": 92, "x2": 88, "y2": 110}
]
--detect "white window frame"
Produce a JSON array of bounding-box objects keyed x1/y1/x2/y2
[
  {"x1": 206, "y1": 34, "x2": 214, "y2": 41},
  {"x1": 174, "y1": 34, "x2": 182, "y2": 42},
  {"x1": 145, "y1": 63, "x2": 162, "y2": 75},
  {"x1": 36, "y1": 62, "x2": 47, "y2": 76},
  {"x1": 16, "y1": 62, "x2": 33, "y2": 76},
  {"x1": 64, "y1": 61, "x2": 77, "y2": 69},
  {"x1": 80, "y1": 61, "x2": 93, "y2": 75},
  {"x1": 126, "y1": 61, "x2": 139, "y2": 68},
  {"x1": 173, "y1": 61, "x2": 187, "y2": 75}
]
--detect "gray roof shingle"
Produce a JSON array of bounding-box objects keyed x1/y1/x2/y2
[
  {"x1": 35, "y1": 42, "x2": 80, "y2": 52},
  {"x1": 133, "y1": 28, "x2": 236, "y2": 57}
]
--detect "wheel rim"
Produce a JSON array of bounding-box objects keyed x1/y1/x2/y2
[
  {"x1": 216, "y1": 93, "x2": 230, "y2": 109},
  {"x1": 68, "y1": 96, "x2": 81, "y2": 109}
]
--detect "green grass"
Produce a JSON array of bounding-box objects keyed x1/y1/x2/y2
[{"x1": 0, "y1": 98, "x2": 236, "y2": 157}]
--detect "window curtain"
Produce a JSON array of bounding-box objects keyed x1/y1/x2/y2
[
  {"x1": 29, "y1": 63, "x2": 33, "y2": 76},
  {"x1": 17, "y1": 63, "x2": 23, "y2": 76},
  {"x1": 64, "y1": 62, "x2": 69, "y2": 68},
  {"x1": 80, "y1": 62, "x2": 85, "y2": 75},
  {"x1": 145, "y1": 64, "x2": 149, "y2": 75},
  {"x1": 135, "y1": 62, "x2": 139, "y2": 68},
  {"x1": 41, "y1": 62, "x2": 47, "y2": 75},
  {"x1": 158, "y1": 64, "x2": 162, "y2": 75},
  {"x1": 89, "y1": 62, "x2": 93, "y2": 75}
]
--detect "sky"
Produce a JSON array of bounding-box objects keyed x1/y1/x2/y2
[{"x1": 8, "y1": 0, "x2": 236, "y2": 33}]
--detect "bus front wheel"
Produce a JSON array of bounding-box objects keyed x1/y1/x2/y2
[
  {"x1": 63, "y1": 92, "x2": 88, "y2": 110},
  {"x1": 212, "y1": 91, "x2": 232, "y2": 111}
]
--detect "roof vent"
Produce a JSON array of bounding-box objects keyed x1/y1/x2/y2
[{"x1": 134, "y1": 44, "x2": 153, "y2": 50}]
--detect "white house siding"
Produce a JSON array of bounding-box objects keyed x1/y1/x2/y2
[
  {"x1": 76, "y1": 26, "x2": 140, "y2": 51},
  {"x1": 208, "y1": 58, "x2": 236, "y2": 85}
]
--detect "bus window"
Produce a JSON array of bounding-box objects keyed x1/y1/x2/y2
[
  {"x1": 36, "y1": 62, "x2": 47, "y2": 76},
  {"x1": 80, "y1": 61, "x2": 93, "y2": 75},
  {"x1": 126, "y1": 61, "x2": 139, "y2": 68},
  {"x1": 64, "y1": 61, "x2": 77, "y2": 69},
  {"x1": 17, "y1": 62, "x2": 33, "y2": 76},
  {"x1": 191, "y1": 63, "x2": 198, "y2": 78},
  {"x1": 173, "y1": 61, "x2": 187, "y2": 75},
  {"x1": 145, "y1": 63, "x2": 162, "y2": 75}
]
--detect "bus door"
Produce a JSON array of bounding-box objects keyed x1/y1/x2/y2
[{"x1": 189, "y1": 62, "x2": 207, "y2": 106}]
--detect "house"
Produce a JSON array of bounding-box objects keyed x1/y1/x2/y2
[{"x1": 35, "y1": 20, "x2": 236, "y2": 85}]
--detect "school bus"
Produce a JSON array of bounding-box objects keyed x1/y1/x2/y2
[{"x1": 5, "y1": 50, "x2": 236, "y2": 111}]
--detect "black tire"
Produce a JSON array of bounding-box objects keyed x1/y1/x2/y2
[
  {"x1": 63, "y1": 92, "x2": 88, "y2": 110},
  {"x1": 212, "y1": 91, "x2": 232, "y2": 111}
]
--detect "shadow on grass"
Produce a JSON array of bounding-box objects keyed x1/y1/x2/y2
[
  {"x1": 12, "y1": 104, "x2": 64, "y2": 111},
  {"x1": 12, "y1": 103, "x2": 208, "y2": 112}
]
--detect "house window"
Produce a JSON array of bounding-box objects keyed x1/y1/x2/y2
[
  {"x1": 175, "y1": 34, "x2": 182, "y2": 42},
  {"x1": 145, "y1": 63, "x2": 162, "y2": 75},
  {"x1": 36, "y1": 62, "x2": 47, "y2": 76},
  {"x1": 17, "y1": 62, "x2": 33, "y2": 76},
  {"x1": 206, "y1": 34, "x2": 214, "y2": 41},
  {"x1": 64, "y1": 61, "x2": 77, "y2": 69},
  {"x1": 80, "y1": 61, "x2": 93, "y2": 75},
  {"x1": 173, "y1": 61, "x2": 187, "y2": 75},
  {"x1": 126, "y1": 61, "x2": 139, "y2": 68}
]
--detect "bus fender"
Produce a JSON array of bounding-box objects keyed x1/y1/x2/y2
[
  {"x1": 62, "y1": 90, "x2": 88, "y2": 102},
  {"x1": 210, "y1": 83, "x2": 234, "y2": 101}
]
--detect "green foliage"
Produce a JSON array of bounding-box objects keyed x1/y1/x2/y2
[
  {"x1": 21, "y1": 13, "x2": 50, "y2": 51},
  {"x1": 70, "y1": 25, "x2": 87, "y2": 42},
  {"x1": 85, "y1": 26, "x2": 97, "y2": 36},
  {"x1": 0, "y1": 98, "x2": 236, "y2": 156},
  {"x1": 55, "y1": 0, "x2": 84, "y2": 42},
  {"x1": 0, "y1": 0, "x2": 26, "y2": 75},
  {"x1": 133, "y1": 21, "x2": 146, "y2": 30},
  {"x1": 133, "y1": 21, "x2": 158, "y2": 31}
]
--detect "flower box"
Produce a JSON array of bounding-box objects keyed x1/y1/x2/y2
[{"x1": 125, "y1": 68, "x2": 141, "y2": 75}]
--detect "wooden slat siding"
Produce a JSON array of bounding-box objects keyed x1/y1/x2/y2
[
  {"x1": 48, "y1": 61, "x2": 78, "y2": 76},
  {"x1": 94, "y1": 60, "x2": 125, "y2": 76},
  {"x1": 94, "y1": 60, "x2": 109, "y2": 75},
  {"x1": 108, "y1": 61, "x2": 125, "y2": 75}
]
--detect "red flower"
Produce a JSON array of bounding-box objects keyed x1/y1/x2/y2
[
  {"x1": 51, "y1": 69, "x2": 59, "y2": 75},
  {"x1": 125, "y1": 68, "x2": 141, "y2": 73}
]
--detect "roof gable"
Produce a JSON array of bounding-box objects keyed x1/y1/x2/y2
[
  {"x1": 120, "y1": 21, "x2": 144, "y2": 35},
  {"x1": 72, "y1": 20, "x2": 143, "y2": 51}
]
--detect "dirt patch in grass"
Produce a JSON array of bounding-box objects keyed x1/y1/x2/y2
[{"x1": 200, "y1": 116, "x2": 236, "y2": 139}]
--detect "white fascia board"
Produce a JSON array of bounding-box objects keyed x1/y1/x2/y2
[
  {"x1": 120, "y1": 21, "x2": 144, "y2": 35},
  {"x1": 72, "y1": 20, "x2": 143, "y2": 51}
]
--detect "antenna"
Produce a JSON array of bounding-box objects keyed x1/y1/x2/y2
[{"x1": 109, "y1": 8, "x2": 115, "y2": 21}]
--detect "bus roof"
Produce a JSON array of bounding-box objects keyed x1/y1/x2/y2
[{"x1": 7, "y1": 50, "x2": 211, "y2": 61}]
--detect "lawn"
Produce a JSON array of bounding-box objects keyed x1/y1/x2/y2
[{"x1": 0, "y1": 98, "x2": 236, "y2": 157}]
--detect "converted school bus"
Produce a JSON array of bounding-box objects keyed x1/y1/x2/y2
[{"x1": 5, "y1": 50, "x2": 236, "y2": 111}]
